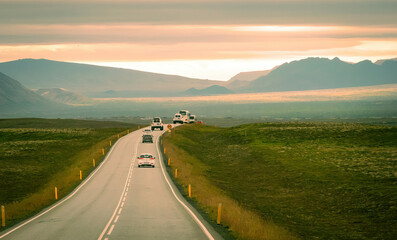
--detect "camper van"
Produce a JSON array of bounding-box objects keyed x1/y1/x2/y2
[{"x1": 173, "y1": 110, "x2": 191, "y2": 124}]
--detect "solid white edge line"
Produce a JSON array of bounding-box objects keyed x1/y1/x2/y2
[
  {"x1": 0, "y1": 133, "x2": 126, "y2": 239},
  {"x1": 97, "y1": 137, "x2": 139, "y2": 240},
  {"x1": 156, "y1": 132, "x2": 215, "y2": 240}
]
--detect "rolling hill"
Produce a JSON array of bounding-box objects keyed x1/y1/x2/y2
[
  {"x1": 0, "y1": 59, "x2": 224, "y2": 96},
  {"x1": 0, "y1": 72, "x2": 63, "y2": 113},
  {"x1": 244, "y1": 57, "x2": 397, "y2": 92},
  {"x1": 35, "y1": 88, "x2": 93, "y2": 105},
  {"x1": 184, "y1": 85, "x2": 234, "y2": 96}
]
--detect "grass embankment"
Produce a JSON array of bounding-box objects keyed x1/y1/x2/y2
[
  {"x1": 0, "y1": 118, "x2": 137, "y2": 229},
  {"x1": 163, "y1": 123, "x2": 397, "y2": 240}
]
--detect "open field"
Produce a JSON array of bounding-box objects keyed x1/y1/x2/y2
[
  {"x1": 95, "y1": 84, "x2": 397, "y2": 103},
  {"x1": 163, "y1": 122, "x2": 397, "y2": 239},
  {"x1": 0, "y1": 118, "x2": 136, "y2": 228}
]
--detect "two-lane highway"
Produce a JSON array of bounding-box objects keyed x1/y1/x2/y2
[{"x1": 0, "y1": 127, "x2": 221, "y2": 240}]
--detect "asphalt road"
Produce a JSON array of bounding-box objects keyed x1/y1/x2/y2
[{"x1": 0, "y1": 127, "x2": 222, "y2": 240}]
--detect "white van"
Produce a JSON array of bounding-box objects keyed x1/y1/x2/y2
[{"x1": 173, "y1": 110, "x2": 191, "y2": 124}]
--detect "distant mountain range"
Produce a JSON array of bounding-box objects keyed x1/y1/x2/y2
[
  {"x1": 1, "y1": 57, "x2": 396, "y2": 104},
  {"x1": 243, "y1": 57, "x2": 397, "y2": 92},
  {"x1": 0, "y1": 59, "x2": 224, "y2": 97},
  {"x1": 185, "y1": 85, "x2": 234, "y2": 96},
  {"x1": 0, "y1": 72, "x2": 63, "y2": 113}
]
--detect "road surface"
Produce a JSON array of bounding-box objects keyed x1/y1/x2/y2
[{"x1": 0, "y1": 127, "x2": 222, "y2": 240}]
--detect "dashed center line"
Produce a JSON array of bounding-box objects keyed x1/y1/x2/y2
[
  {"x1": 107, "y1": 225, "x2": 115, "y2": 235},
  {"x1": 97, "y1": 137, "x2": 139, "y2": 240}
]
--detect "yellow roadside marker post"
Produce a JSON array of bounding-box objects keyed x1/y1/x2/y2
[
  {"x1": 168, "y1": 158, "x2": 171, "y2": 166},
  {"x1": 55, "y1": 187, "x2": 58, "y2": 200},
  {"x1": 175, "y1": 169, "x2": 178, "y2": 178},
  {"x1": 93, "y1": 159, "x2": 96, "y2": 167},
  {"x1": 1, "y1": 205, "x2": 5, "y2": 227},
  {"x1": 102, "y1": 148, "x2": 105, "y2": 155},
  {"x1": 217, "y1": 203, "x2": 222, "y2": 224},
  {"x1": 109, "y1": 140, "x2": 112, "y2": 146},
  {"x1": 117, "y1": 134, "x2": 120, "y2": 139},
  {"x1": 188, "y1": 184, "x2": 191, "y2": 198},
  {"x1": 80, "y1": 170, "x2": 82, "y2": 180}
]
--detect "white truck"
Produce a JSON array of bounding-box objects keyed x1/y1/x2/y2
[{"x1": 173, "y1": 110, "x2": 191, "y2": 124}]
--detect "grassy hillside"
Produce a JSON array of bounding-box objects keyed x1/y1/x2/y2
[
  {"x1": 0, "y1": 118, "x2": 136, "y2": 228},
  {"x1": 163, "y1": 123, "x2": 397, "y2": 239}
]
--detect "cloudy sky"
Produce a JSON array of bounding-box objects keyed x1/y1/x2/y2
[{"x1": 1, "y1": 0, "x2": 396, "y2": 80}]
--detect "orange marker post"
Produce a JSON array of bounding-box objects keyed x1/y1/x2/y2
[
  {"x1": 102, "y1": 148, "x2": 105, "y2": 155},
  {"x1": 80, "y1": 170, "x2": 82, "y2": 180},
  {"x1": 168, "y1": 158, "x2": 171, "y2": 166},
  {"x1": 93, "y1": 159, "x2": 96, "y2": 167},
  {"x1": 217, "y1": 203, "x2": 222, "y2": 224},
  {"x1": 188, "y1": 184, "x2": 191, "y2": 198},
  {"x1": 175, "y1": 169, "x2": 178, "y2": 178},
  {"x1": 55, "y1": 187, "x2": 58, "y2": 200},
  {"x1": 1, "y1": 205, "x2": 5, "y2": 227}
]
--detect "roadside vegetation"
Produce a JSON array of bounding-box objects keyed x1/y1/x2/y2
[
  {"x1": 0, "y1": 118, "x2": 136, "y2": 229},
  {"x1": 163, "y1": 122, "x2": 397, "y2": 240}
]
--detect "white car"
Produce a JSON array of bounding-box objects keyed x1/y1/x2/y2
[
  {"x1": 151, "y1": 117, "x2": 164, "y2": 131},
  {"x1": 137, "y1": 153, "x2": 155, "y2": 168}
]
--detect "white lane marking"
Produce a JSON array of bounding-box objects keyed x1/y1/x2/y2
[
  {"x1": 121, "y1": 202, "x2": 125, "y2": 208},
  {"x1": 107, "y1": 224, "x2": 115, "y2": 235},
  {"x1": 114, "y1": 215, "x2": 120, "y2": 223},
  {"x1": 0, "y1": 133, "x2": 127, "y2": 239},
  {"x1": 118, "y1": 208, "x2": 123, "y2": 215},
  {"x1": 125, "y1": 192, "x2": 128, "y2": 197},
  {"x1": 156, "y1": 133, "x2": 215, "y2": 240},
  {"x1": 97, "y1": 137, "x2": 139, "y2": 240}
]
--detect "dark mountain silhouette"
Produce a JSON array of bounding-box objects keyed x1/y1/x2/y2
[
  {"x1": 185, "y1": 85, "x2": 233, "y2": 96},
  {"x1": 0, "y1": 72, "x2": 64, "y2": 113},
  {"x1": 244, "y1": 57, "x2": 397, "y2": 92},
  {"x1": 35, "y1": 88, "x2": 93, "y2": 105},
  {"x1": 0, "y1": 59, "x2": 224, "y2": 96}
]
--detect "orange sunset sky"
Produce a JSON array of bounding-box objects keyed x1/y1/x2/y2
[{"x1": 1, "y1": 0, "x2": 396, "y2": 80}]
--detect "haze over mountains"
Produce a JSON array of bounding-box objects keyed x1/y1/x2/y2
[{"x1": 1, "y1": 57, "x2": 396, "y2": 99}]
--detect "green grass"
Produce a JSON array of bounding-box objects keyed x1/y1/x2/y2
[
  {"x1": 0, "y1": 118, "x2": 136, "y2": 229},
  {"x1": 164, "y1": 122, "x2": 397, "y2": 240}
]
